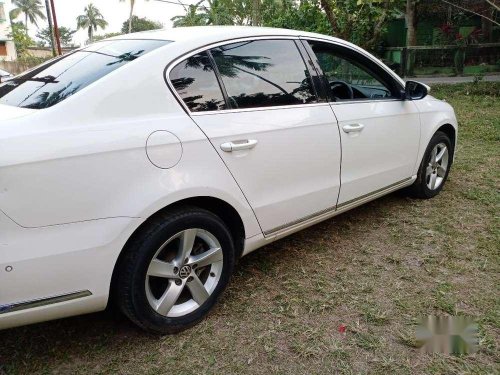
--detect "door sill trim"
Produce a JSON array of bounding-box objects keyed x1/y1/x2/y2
[
  {"x1": 263, "y1": 176, "x2": 415, "y2": 238},
  {"x1": 0, "y1": 290, "x2": 92, "y2": 315}
]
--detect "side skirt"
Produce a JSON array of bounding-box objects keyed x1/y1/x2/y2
[{"x1": 242, "y1": 176, "x2": 416, "y2": 256}]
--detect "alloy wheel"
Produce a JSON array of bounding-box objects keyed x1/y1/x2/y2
[
  {"x1": 145, "y1": 228, "x2": 223, "y2": 318},
  {"x1": 425, "y1": 142, "x2": 449, "y2": 190}
]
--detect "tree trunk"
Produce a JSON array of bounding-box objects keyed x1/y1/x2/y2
[
  {"x1": 44, "y1": 0, "x2": 57, "y2": 56},
  {"x1": 405, "y1": 0, "x2": 417, "y2": 77},
  {"x1": 128, "y1": 0, "x2": 135, "y2": 33},
  {"x1": 25, "y1": 13, "x2": 29, "y2": 35},
  {"x1": 482, "y1": 9, "x2": 493, "y2": 42},
  {"x1": 364, "y1": 0, "x2": 390, "y2": 50},
  {"x1": 89, "y1": 26, "x2": 93, "y2": 43},
  {"x1": 251, "y1": 0, "x2": 260, "y2": 26},
  {"x1": 405, "y1": 0, "x2": 417, "y2": 46},
  {"x1": 320, "y1": 0, "x2": 339, "y2": 36}
]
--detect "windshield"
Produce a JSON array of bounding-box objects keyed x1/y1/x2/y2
[{"x1": 0, "y1": 39, "x2": 170, "y2": 109}]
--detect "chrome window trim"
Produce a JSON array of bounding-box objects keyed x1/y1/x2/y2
[
  {"x1": 190, "y1": 102, "x2": 332, "y2": 116},
  {"x1": 0, "y1": 290, "x2": 92, "y2": 315},
  {"x1": 329, "y1": 98, "x2": 402, "y2": 105},
  {"x1": 164, "y1": 35, "x2": 321, "y2": 115}
]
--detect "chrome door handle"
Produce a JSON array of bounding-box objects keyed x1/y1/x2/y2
[
  {"x1": 220, "y1": 139, "x2": 258, "y2": 152},
  {"x1": 342, "y1": 123, "x2": 365, "y2": 133}
]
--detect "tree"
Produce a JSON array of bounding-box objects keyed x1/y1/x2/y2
[
  {"x1": 202, "y1": 0, "x2": 234, "y2": 25},
  {"x1": 93, "y1": 32, "x2": 124, "y2": 42},
  {"x1": 76, "y1": 3, "x2": 108, "y2": 43},
  {"x1": 8, "y1": 21, "x2": 34, "y2": 57},
  {"x1": 171, "y1": 0, "x2": 208, "y2": 27},
  {"x1": 319, "y1": 0, "x2": 404, "y2": 50},
  {"x1": 262, "y1": 0, "x2": 331, "y2": 35},
  {"x1": 10, "y1": 0, "x2": 46, "y2": 35},
  {"x1": 120, "y1": 0, "x2": 150, "y2": 34},
  {"x1": 36, "y1": 26, "x2": 76, "y2": 47},
  {"x1": 405, "y1": 0, "x2": 416, "y2": 46},
  {"x1": 121, "y1": 15, "x2": 162, "y2": 33},
  {"x1": 440, "y1": 0, "x2": 500, "y2": 27}
]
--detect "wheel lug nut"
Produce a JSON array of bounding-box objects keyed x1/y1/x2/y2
[
  {"x1": 210, "y1": 272, "x2": 216, "y2": 277},
  {"x1": 187, "y1": 276, "x2": 193, "y2": 282},
  {"x1": 184, "y1": 258, "x2": 189, "y2": 264},
  {"x1": 175, "y1": 279, "x2": 182, "y2": 286},
  {"x1": 173, "y1": 267, "x2": 179, "y2": 274}
]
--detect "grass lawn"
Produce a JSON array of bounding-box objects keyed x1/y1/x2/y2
[{"x1": 0, "y1": 83, "x2": 498, "y2": 375}]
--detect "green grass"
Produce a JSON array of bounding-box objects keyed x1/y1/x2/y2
[
  {"x1": 414, "y1": 65, "x2": 500, "y2": 76},
  {"x1": 0, "y1": 82, "x2": 499, "y2": 374}
]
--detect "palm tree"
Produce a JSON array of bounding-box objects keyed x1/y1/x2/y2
[
  {"x1": 171, "y1": 0, "x2": 207, "y2": 27},
  {"x1": 120, "y1": 0, "x2": 150, "y2": 34},
  {"x1": 203, "y1": 0, "x2": 233, "y2": 25},
  {"x1": 76, "y1": 3, "x2": 108, "y2": 43},
  {"x1": 10, "y1": 0, "x2": 46, "y2": 35}
]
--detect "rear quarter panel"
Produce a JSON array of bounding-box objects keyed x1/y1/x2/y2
[{"x1": 0, "y1": 45, "x2": 260, "y2": 238}]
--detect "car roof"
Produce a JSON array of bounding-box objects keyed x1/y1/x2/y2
[
  {"x1": 106, "y1": 26, "x2": 342, "y2": 45},
  {"x1": 103, "y1": 26, "x2": 405, "y2": 87}
]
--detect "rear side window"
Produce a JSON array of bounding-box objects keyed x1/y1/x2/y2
[
  {"x1": 210, "y1": 40, "x2": 316, "y2": 109},
  {"x1": 0, "y1": 39, "x2": 169, "y2": 109},
  {"x1": 170, "y1": 52, "x2": 227, "y2": 112}
]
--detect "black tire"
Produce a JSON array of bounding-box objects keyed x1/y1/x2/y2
[
  {"x1": 115, "y1": 207, "x2": 236, "y2": 334},
  {"x1": 407, "y1": 131, "x2": 453, "y2": 199}
]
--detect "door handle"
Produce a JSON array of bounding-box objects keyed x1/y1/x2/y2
[
  {"x1": 342, "y1": 123, "x2": 365, "y2": 133},
  {"x1": 220, "y1": 139, "x2": 258, "y2": 152}
]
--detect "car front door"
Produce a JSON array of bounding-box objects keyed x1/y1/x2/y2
[
  {"x1": 167, "y1": 38, "x2": 342, "y2": 235},
  {"x1": 304, "y1": 40, "x2": 421, "y2": 206}
]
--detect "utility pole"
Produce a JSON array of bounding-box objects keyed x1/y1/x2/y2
[
  {"x1": 49, "y1": 0, "x2": 62, "y2": 55},
  {"x1": 44, "y1": 0, "x2": 57, "y2": 57}
]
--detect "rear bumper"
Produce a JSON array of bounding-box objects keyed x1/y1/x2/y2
[{"x1": 0, "y1": 210, "x2": 139, "y2": 330}]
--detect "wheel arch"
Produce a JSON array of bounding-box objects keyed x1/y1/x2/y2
[
  {"x1": 436, "y1": 123, "x2": 456, "y2": 157},
  {"x1": 108, "y1": 196, "x2": 247, "y2": 307}
]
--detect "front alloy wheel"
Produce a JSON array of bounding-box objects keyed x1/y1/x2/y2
[
  {"x1": 425, "y1": 142, "x2": 449, "y2": 191},
  {"x1": 408, "y1": 130, "x2": 453, "y2": 199},
  {"x1": 116, "y1": 208, "x2": 235, "y2": 334}
]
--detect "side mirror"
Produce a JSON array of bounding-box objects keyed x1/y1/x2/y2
[{"x1": 404, "y1": 80, "x2": 430, "y2": 100}]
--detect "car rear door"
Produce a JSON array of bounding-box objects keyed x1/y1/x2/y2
[
  {"x1": 167, "y1": 38, "x2": 341, "y2": 235},
  {"x1": 303, "y1": 39, "x2": 421, "y2": 206}
]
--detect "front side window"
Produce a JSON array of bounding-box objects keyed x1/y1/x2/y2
[
  {"x1": 309, "y1": 41, "x2": 398, "y2": 101},
  {"x1": 0, "y1": 39, "x2": 169, "y2": 109},
  {"x1": 170, "y1": 52, "x2": 227, "y2": 112},
  {"x1": 210, "y1": 40, "x2": 316, "y2": 109}
]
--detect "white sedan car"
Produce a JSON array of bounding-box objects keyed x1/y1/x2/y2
[
  {"x1": 0, "y1": 68, "x2": 13, "y2": 83},
  {"x1": 0, "y1": 27, "x2": 457, "y2": 333}
]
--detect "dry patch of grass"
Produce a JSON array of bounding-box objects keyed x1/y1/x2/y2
[{"x1": 0, "y1": 82, "x2": 498, "y2": 375}]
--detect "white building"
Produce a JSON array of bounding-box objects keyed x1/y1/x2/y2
[{"x1": 0, "y1": 0, "x2": 17, "y2": 61}]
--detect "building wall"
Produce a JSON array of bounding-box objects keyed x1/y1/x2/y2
[
  {"x1": 26, "y1": 46, "x2": 77, "y2": 58},
  {"x1": 0, "y1": 0, "x2": 17, "y2": 61}
]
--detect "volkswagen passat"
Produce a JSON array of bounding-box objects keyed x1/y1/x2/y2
[{"x1": 0, "y1": 27, "x2": 457, "y2": 333}]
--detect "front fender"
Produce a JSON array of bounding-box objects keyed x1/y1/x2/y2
[{"x1": 412, "y1": 97, "x2": 458, "y2": 175}]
